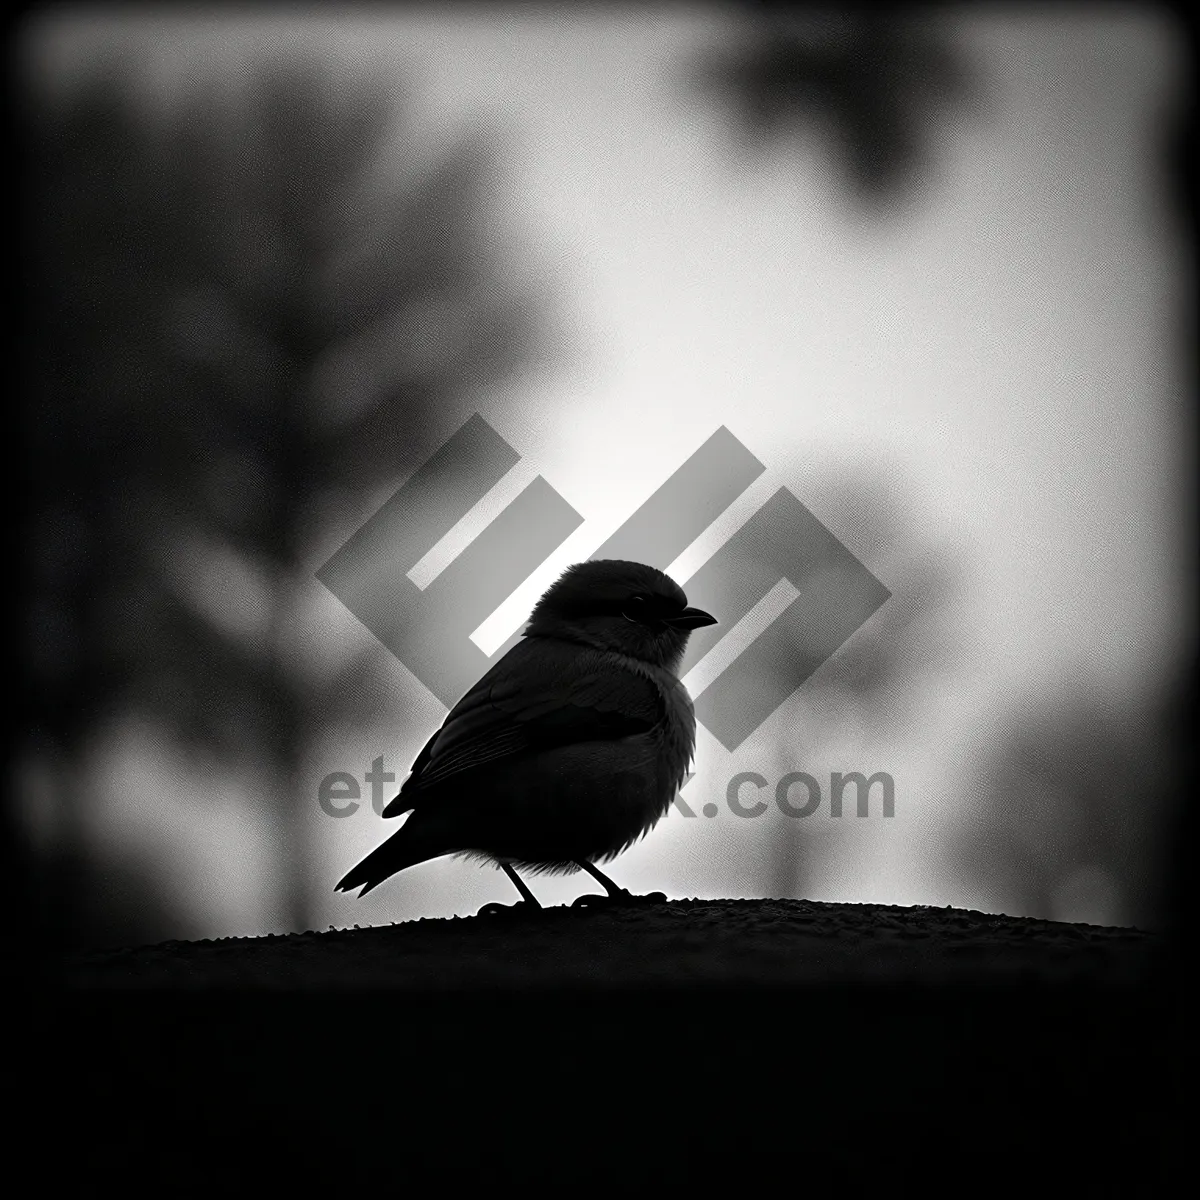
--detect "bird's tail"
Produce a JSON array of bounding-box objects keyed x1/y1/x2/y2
[{"x1": 335, "y1": 822, "x2": 445, "y2": 897}]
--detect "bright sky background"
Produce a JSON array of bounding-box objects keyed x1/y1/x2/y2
[{"x1": 24, "y1": 7, "x2": 1191, "y2": 935}]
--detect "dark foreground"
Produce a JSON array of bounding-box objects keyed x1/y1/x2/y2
[{"x1": 43, "y1": 899, "x2": 1182, "y2": 1187}]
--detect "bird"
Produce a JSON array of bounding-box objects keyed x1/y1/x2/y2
[{"x1": 335, "y1": 559, "x2": 717, "y2": 913}]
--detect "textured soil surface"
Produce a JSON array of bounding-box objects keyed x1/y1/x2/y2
[
  {"x1": 47, "y1": 899, "x2": 1181, "y2": 1188},
  {"x1": 64, "y1": 897, "x2": 1159, "y2": 989}
]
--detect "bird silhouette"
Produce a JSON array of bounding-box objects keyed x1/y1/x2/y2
[{"x1": 335, "y1": 560, "x2": 717, "y2": 913}]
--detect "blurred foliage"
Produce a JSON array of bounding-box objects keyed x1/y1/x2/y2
[
  {"x1": 700, "y1": 5, "x2": 1191, "y2": 936},
  {"x1": 23, "y1": 55, "x2": 545, "y2": 947},
  {"x1": 757, "y1": 469, "x2": 963, "y2": 897},
  {"x1": 950, "y1": 673, "x2": 1187, "y2": 928},
  {"x1": 696, "y1": 2, "x2": 974, "y2": 208},
  {"x1": 788, "y1": 470, "x2": 962, "y2": 728}
]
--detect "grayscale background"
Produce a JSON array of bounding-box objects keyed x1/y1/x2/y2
[{"x1": 18, "y1": 4, "x2": 1193, "y2": 950}]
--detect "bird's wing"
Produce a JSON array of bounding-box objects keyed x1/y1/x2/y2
[{"x1": 383, "y1": 637, "x2": 663, "y2": 814}]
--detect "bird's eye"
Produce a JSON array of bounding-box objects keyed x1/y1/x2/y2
[{"x1": 621, "y1": 594, "x2": 652, "y2": 623}]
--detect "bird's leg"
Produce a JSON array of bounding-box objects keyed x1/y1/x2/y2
[
  {"x1": 577, "y1": 860, "x2": 625, "y2": 897},
  {"x1": 572, "y1": 860, "x2": 667, "y2": 908},
  {"x1": 502, "y1": 863, "x2": 542, "y2": 906},
  {"x1": 478, "y1": 863, "x2": 543, "y2": 916}
]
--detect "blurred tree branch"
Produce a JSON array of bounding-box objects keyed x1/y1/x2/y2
[
  {"x1": 696, "y1": 2, "x2": 975, "y2": 207},
  {"x1": 23, "y1": 54, "x2": 548, "y2": 946}
]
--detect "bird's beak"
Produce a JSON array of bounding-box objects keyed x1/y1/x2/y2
[{"x1": 664, "y1": 606, "x2": 717, "y2": 630}]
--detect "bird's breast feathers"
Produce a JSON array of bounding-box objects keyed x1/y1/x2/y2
[
  {"x1": 620, "y1": 653, "x2": 697, "y2": 794},
  {"x1": 387, "y1": 635, "x2": 697, "y2": 814}
]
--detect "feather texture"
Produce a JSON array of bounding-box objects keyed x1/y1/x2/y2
[{"x1": 382, "y1": 636, "x2": 664, "y2": 814}]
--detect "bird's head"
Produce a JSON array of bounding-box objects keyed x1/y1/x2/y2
[{"x1": 525, "y1": 560, "x2": 717, "y2": 671}]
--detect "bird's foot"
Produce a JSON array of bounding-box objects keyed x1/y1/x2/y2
[
  {"x1": 477, "y1": 899, "x2": 541, "y2": 917},
  {"x1": 571, "y1": 890, "x2": 668, "y2": 909}
]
